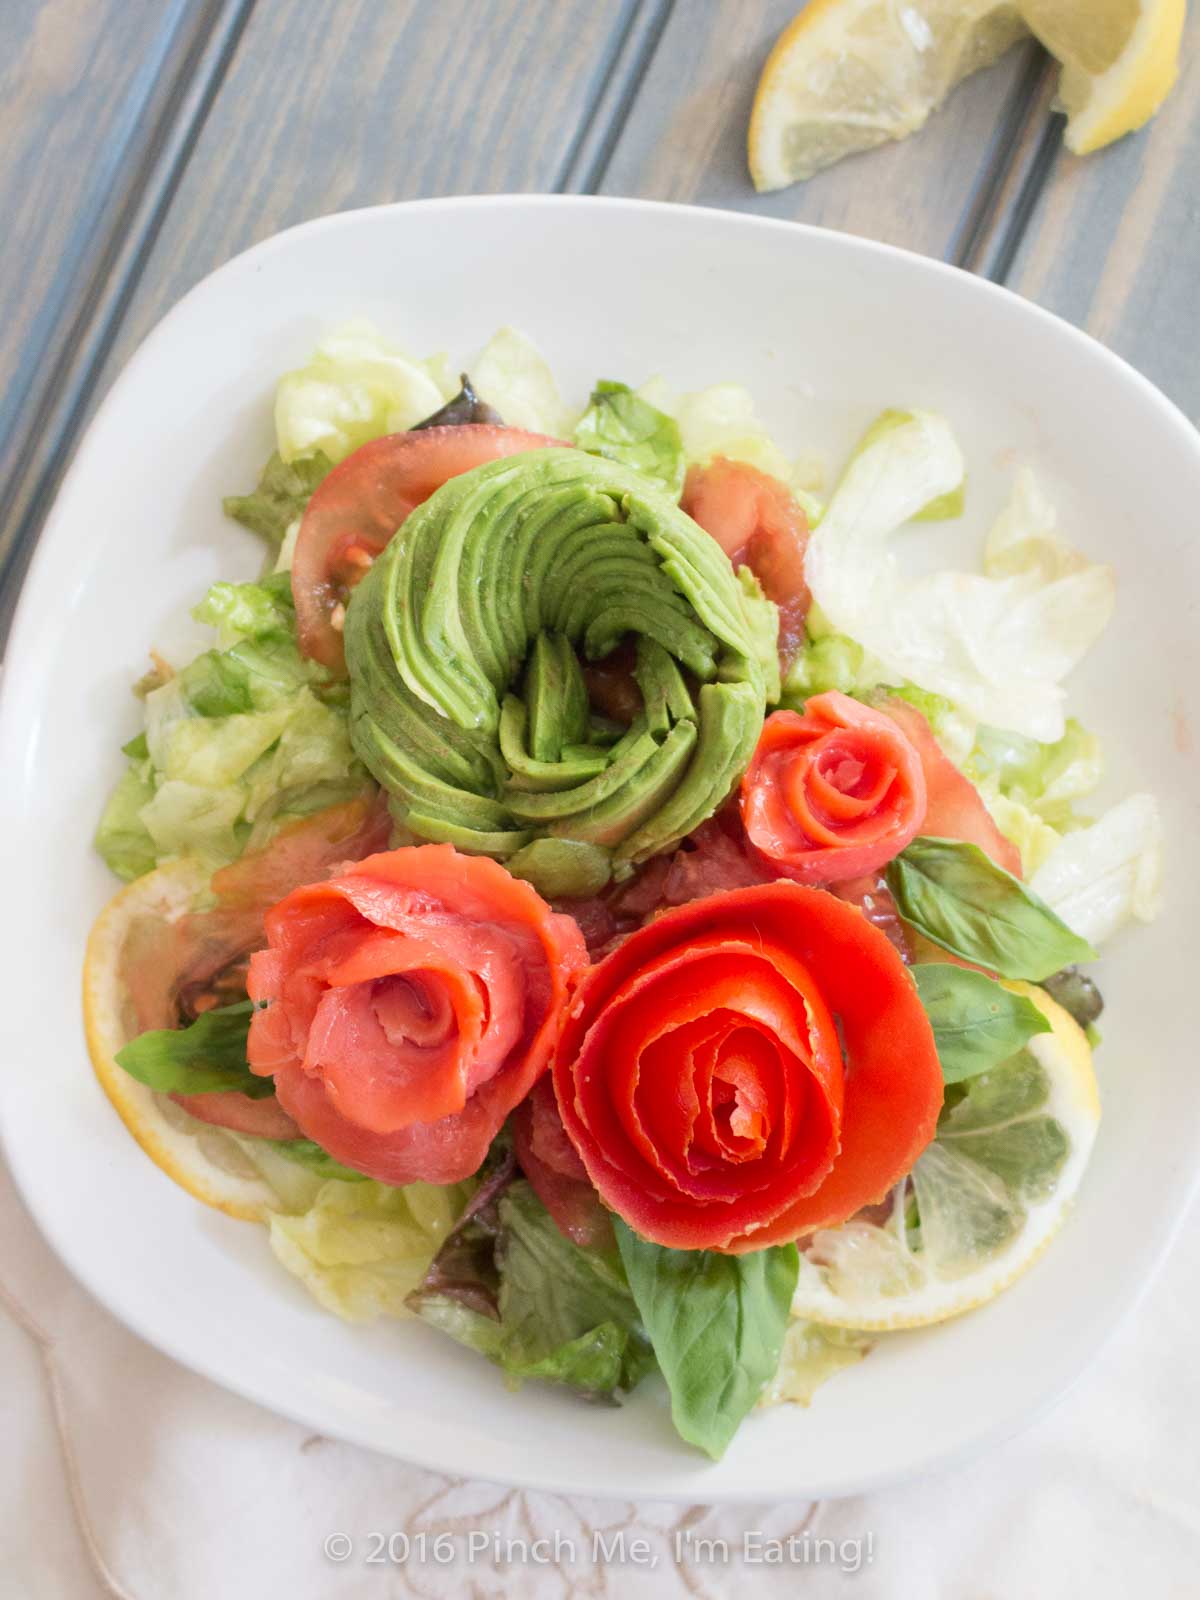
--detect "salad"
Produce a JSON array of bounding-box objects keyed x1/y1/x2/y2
[{"x1": 84, "y1": 322, "x2": 1163, "y2": 1459}]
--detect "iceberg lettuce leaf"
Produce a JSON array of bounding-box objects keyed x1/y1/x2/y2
[
  {"x1": 223, "y1": 451, "x2": 332, "y2": 547},
  {"x1": 1029, "y1": 793, "x2": 1164, "y2": 946},
  {"x1": 806, "y1": 417, "x2": 1115, "y2": 741},
  {"x1": 472, "y1": 327, "x2": 574, "y2": 436},
  {"x1": 274, "y1": 320, "x2": 452, "y2": 464}
]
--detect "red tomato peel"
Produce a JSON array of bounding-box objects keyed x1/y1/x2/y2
[{"x1": 552, "y1": 881, "x2": 942, "y2": 1252}]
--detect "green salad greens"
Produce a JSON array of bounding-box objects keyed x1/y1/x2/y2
[{"x1": 93, "y1": 319, "x2": 1165, "y2": 1463}]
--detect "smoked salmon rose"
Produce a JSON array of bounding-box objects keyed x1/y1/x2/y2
[
  {"x1": 741, "y1": 693, "x2": 927, "y2": 883},
  {"x1": 246, "y1": 844, "x2": 588, "y2": 1184},
  {"x1": 552, "y1": 881, "x2": 942, "y2": 1253}
]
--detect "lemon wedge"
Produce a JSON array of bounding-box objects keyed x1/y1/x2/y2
[
  {"x1": 748, "y1": 0, "x2": 1029, "y2": 191},
  {"x1": 790, "y1": 984, "x2": 1100, "y2": 1330},
  {"x1": 83, "y1": 863, "x2": 279, "y2": 1222},
  {"x1": 1020, "y1": 0, "x2": 1185, "y2": 153}
]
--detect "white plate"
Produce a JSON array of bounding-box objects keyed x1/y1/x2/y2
[{"x1": 2, "y1": 197, "x2": 1197, "y2": 1502}]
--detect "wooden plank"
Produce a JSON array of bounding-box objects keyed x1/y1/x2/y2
[
  {"x1": 1003, "y1": 10, "x2": 1200, "y2": 418},
  {"x1": 0, "y1": 0, "x2": 192, "y2": 450},
  {"x1": 0, "y1": 0, "x2": 254, "y2": 628},
  {"x1": 95, "y1": 0, "x2": 650, "y2": 381},
  {"x1": 594, "y1": 0, "x2": 1048, "y2": 263}
]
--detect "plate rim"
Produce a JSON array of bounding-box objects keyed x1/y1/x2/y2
[{"x1": 3, "y1": 192, "x2": 1199, "y2": 1502}]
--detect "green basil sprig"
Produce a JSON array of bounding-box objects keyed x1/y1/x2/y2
[
  {"x1": 912, "y1": 963, "x2": 1050, "y2": 1084},
  {"x1": 573, "y1": 380, "x2": 686, "y2": 498},
  {"x1": 886, "y1": 836, "x2": 1095, "y2": 980},
  {"x1": 114, "y1": 1001, "x2": 273, "y2": 1099},
  {"x1": 614, "y1": 1220, "x2": 798, "y2": 1459}
]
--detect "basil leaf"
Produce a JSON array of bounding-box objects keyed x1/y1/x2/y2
[
  {"x1": 222, "y1": 451, "x2": 332, "y2": 548},
  {"x1": 409, "y1": 1179, "x2": 653, "y2": 1400},
  {"x1": 886, "y1": 836, "x2": 1095, "y2": 979},
  {"x1": 574, "y1": 380, "x2": 686, "y2": 498},
  {"x1": 114, "y1": 1001, "x2": 274, "y2": 1099},
  {"x1": 912, "y1": 963, "x2": 1050, "y2": 1084},
  {"x1": 614, "y1": 1221, "x2": 799, "y2": 1459}
]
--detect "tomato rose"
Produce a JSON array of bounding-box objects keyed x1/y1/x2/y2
[
  {"x1": 553, "y1": 882, "x2": 942, "y2": 1252},
  {"x1": 246, "y1": 844, "x2": 588, "y2": 1184},
  {"x1": 740, "y1": 694, "x2": 926, "y2": 884}
]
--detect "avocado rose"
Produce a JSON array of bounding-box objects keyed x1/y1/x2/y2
[
  {"x1": 552, "y1": 881, "x2": 943, "y2": 1252},
  {"x1": 245, "y1": 844, "x2": 588, "y2": 1184},
  {"x1": 343, "y1": 449, "x2": 775, "y2": 882}
]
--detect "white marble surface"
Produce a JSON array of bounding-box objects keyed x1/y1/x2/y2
[{"x1": 3, "y1": 1156, "x2": 1197, "y2": 1599}]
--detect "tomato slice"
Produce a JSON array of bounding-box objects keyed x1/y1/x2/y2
[
  {"x1": 882, "y1": 699, "x2": 1022, "y2": 876},
  {"x1": 682, "y1": 458, "x2": 810, "y2": 663},
  {"x1": 292, "y1": 424, "x2": 563, "y2": 670}
]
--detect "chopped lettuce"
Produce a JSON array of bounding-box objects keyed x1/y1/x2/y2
[
  {"x1": 409, "y1": 1174, "x2": 652, "y2": 1400},
  {"x1": 223, "y1": 451, "x2": 332, "y2": 548},
  {"x1": 984, "y1": 791, "x2": 1063, "y2": 877},
  {"x1": 966, "y1": 717, "x2": 1105, "y2": 877},
  {"x1": 759, "y1": 1322, "x2": 874, "y2": 1409},
  {"x1": 885, "y1": 683, "x2": 976, "y2": 767},
  {"x1": 96, "y1": 574, "x2": 364, "y2": 879},
  {"x1": 967, "y1": 718, "x2": 1103, "y2": 827},
  {"x1": 267, "y1": 1178, "x2": 469, "y2": 1322},
  {"x1": 805, "y1": 416, "x2": 1115, "y2": 741},
  {"x1": 782, "y1": 630, "x2": 888, "y2": 703},
  {"x1": 637, "y1": 378, "x2": 824, "y2": 514},
  {"x1": 574, "y1": 380, "x2": 685, "y2": 497},
  {"x1": 673, "y1": 383, "x2": 795, "y2": 481},
  {"x1": 274, "y1": 320, "x2": 453, "y2": 464},
  {"x1": 94, "y1": 761, "x2": 158, "y2": 882},
  {"x1": 137, "y1": 780, "x2": 246, "y2": 866},
  {"x1": 1030, "y1": 793, "x2": 1164, "y2": 946},
  {"x1": 472, "y1": 327, "x2": 575, "y2": 437},
  {"x1": 192, "y1": 571, "x2": 296, "y2": 649},
  {"x1": 779, "y1": 622, "x2": 976, "y2": 765}
]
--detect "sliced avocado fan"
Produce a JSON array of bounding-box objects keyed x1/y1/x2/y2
[{"x1": 343, "y1": 449, "x2": 776, "y2": 891}]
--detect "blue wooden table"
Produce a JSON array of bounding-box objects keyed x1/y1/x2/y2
[{"x1": 3, "y1": 0, "x2": 1197, "y2": 633}]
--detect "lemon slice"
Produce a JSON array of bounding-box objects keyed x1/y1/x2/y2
[
  {"x1": 83, "y1": 863, "x2": 280, "y2": 1222},
  {"x1": 1020, "y1": 0, "x2": 1185, "y2": 153},
  {"x1": 791, "y1": 983, "x2": 1100, "y2": 1329},
  {"x1": 748, "y1": 0, "x2": 1029, "y2": 191}
]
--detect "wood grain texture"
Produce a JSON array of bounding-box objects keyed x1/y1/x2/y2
[
  {"x1": 594, "y1": 0, "x2": 1046, "y2": 263},
  {"x1": 0, "y1": 0, "x2": 190, "y2": 445},
  {"x1": 1004, "y1": 10, "x2": 1200, "y2": 419},
  {"x1": 96, "y1": 0, "x2": 645, "y2": 381}
]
